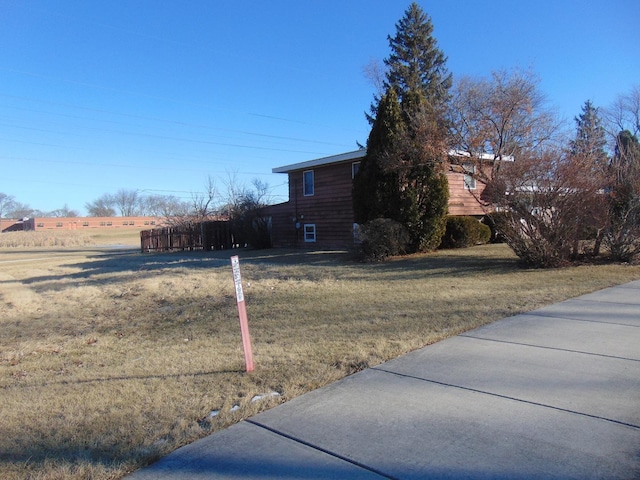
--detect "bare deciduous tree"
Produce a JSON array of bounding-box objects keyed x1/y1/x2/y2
[
  {"x1": 448, "y1": 69, "x2": 560, "y2": 190},
  {"x1": 112, "y1": 189, "x2": 140, "y2": 217},
  {"x1": 48, "y1": 204, "x2": 79, "y2": 218},
  {"x1": 163, "y1": 175, "x2": 220, "y2": 227},
  {"x1": 604, "y1": 85, "x2": 640, "y2": 138},
  {"x1": 227, "y1": 178, "x2": 272, "y2": 249},
  {"x1": 0, "y1": 193, "x2": 16, "y2": 232},
  {"x1": 6, "y1": 202, "x2": 35, "y2": 220},
  {"x1": 142, "y1": 195, "x2": 189, "y2": 219},
  {"x1": 362, "y1": 57, "x2": 388, "y2": 101},
  {"x1": 85, "y1": 194, "x2": 116, "y2": 217}
]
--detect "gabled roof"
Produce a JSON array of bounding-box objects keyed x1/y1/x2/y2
[{"x1": 272, "y1": 149, "x2": 513, "y2": 174}]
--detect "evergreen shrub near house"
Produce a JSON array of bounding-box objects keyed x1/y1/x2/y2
[
  {"x1": 353, "y1": 3, "x2": 452, "y2": 257},
  {"x1": 482, "y1": 212, "x2": 509, "y2": 243},
  {"x1": 440, "y1": 216, "x2": 491, "y2": 249},
  {"x1": 357, "y1": 218, "x2": 411, "y2": 261}
]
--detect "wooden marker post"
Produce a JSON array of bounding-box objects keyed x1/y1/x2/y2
[{"x1": 230, "y1": 255, "x2": 254, "y2": 372}]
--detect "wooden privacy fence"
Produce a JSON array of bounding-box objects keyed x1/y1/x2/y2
[{"x1": 140, "y1": 221, "x2": 240, "y2": 253}]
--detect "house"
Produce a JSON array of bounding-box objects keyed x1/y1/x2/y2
[{"x1": 265, "y1": 149, "x2": 507, "y2": 249}]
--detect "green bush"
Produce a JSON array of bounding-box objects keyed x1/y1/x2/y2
[
  {"x1": 482, "y1": 212, "x2": 509, "y2": 243},
  {"x1": 357, "y1": 218, "x2": 411, "y2": 261},
  {"x1": 440, "y1": 216, "x2": 491, "y2": 249}
]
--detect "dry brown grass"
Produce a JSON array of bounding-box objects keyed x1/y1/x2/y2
[
  {"x1": 1, "y1": 240, "x2": 639, "y2": 479},
  {"x1": 0, "y1": 229, "x2": 141, "y2": 249},
  {"x1": 0, "y1": 231, "x2": 95, "y2": 248}
]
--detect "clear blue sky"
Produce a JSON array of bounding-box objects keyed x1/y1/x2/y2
[{"x1": 1, "y1": 0, "x2": 638, "y2": 215}]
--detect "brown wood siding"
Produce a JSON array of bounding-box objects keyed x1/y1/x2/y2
[
  {"x1": 265, "y1": 202, "x2": 299, "y2": 247},
  {"x1": 446, "y1": 171, "x2": 488, "y2": 216},
  {"x1": 267, "y1": 161, "x2": 356, "y2": 248}
]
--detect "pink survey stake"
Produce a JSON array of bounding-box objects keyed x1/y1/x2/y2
[{"x1": 230, "y1": 255, "x2": 254, "y2": 372}]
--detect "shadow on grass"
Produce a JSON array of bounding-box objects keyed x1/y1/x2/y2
[
  {"x1": 4, "y1": 368, "x2": 246, "y2": 390},
  {"x1": 4, "y1": 245, "x2": 522, "y2": 293}
]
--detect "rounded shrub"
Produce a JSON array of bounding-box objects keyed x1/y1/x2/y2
[
  {"x1": 440, "y1": 216, "x2": 491, "y2": 249},
  {"x1": 357, "y1": 218, "x2": 411, "y2": 261},
  {"x1": 482, "y1": 211, "x2": 510, "y2": 243}
]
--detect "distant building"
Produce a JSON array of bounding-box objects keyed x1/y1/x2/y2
[
  {"x1": 0, "y1": 219, "x2": 24, "y2": 233},
  {"x1": 10, "y1": 216, "x2": 165, "y2": 231}
]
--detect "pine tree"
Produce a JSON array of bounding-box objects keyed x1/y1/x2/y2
[
  {"x1": 353, "y1": 87, "x2": 404, "y2": 224},
  {"x1": 354, "y1": 2, "x2": 451, "y2": 253},
  {"x1": 385, "y1": 2, "x2": 452, "y2": 107},
  {"x1": 570, "y1": 100, "x2": 608, "y2": 170}
]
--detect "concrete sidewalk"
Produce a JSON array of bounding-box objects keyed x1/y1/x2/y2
[{"x1": 128, "y1": 280, "x2": 640, "y2": 479}]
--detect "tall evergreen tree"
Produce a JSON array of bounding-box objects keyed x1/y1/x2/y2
[
  {"x1": 570, "y1": 100, "x2": 608, "y2": 169},
  {"x1": 353, "y1": 87, "x2": 404, "y2": 224},
  {"x1": 567, "y1": 100, "x2": 610, "y2": 256},
  {"x1": 354, "y1": 2, "x2": 451, "y2": 253},
  {"x1": 384, "y1": 2, "x2": 452, "y2": 108}
]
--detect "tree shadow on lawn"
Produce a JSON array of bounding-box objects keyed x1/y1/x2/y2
[
  {"x1": 8, "y1": 367, "x2": 245, "y2": 390},
  {"x1": 7, "y1": 248, "x2": 352, "y2": 291},
  {"x1": 10, "y1": 246, "x2": 522, "y2": 293},
  {"x1": 10, "y1": 249, "x2": 232, "y2": 292},
  {"x1": 370, "y1": 250, "x2": 521, "y2": 281}
]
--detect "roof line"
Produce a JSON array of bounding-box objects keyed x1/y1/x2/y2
[{"x1": 272, "y1": 149, "x2": 513, "y2": 173}]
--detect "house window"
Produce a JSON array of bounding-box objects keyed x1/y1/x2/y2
[
  {"x1": 37, "y1": 223, "x2": 44, "y2": 228},
  {"x1": 352, "y1": 162, "x2": 360, "y2": 179},
  {"x1": 56, "y1": 222, "x2": 63, "y2": 227},
  {"x1": 303, "y1": 170, "x2": 314, "y2": 196},
  {"x1": 100, "y1": 222, "x2": 106, "y2": 226},
  {"x1": 463, "y1": 163, "x2": 476, "y2": 190},
  {"x1": 82, "y1": 222, "x2": 89, "y2": 227},
  {"x1": 304, "y1": 224, "x2": 316, "y2": 242}
]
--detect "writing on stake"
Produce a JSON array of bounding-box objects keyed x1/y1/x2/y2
[{"x1": 230, "y1": 255, "x2": 254, "y2": 372}]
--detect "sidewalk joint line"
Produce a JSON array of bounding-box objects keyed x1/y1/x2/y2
[
  {"x1": 521, "y1": 311, "x2": 640, "y2": 328},
  {"x1": 565, "y1": 297, "x2": 640, "y2": 307},
  {"x1": 245, "y1": 419, "x2": 399, "y2": 480},
  {"x1": 458, "y1": 334, "x2": 640, "y2": 362},
  {"x1": 371, "y1": 367, "x2": 640, "y2": 430}
]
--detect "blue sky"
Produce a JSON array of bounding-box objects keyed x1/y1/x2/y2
[{"x1": 1, "y1": 0, "x2": 638, "y2": 215}]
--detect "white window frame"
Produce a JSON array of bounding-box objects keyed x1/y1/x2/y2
[
  {"x1": 463, "y1": 163, "x2": 476, "y2": 190},
  {"x1": 352, "y1": 161, "x2": 361, "y2": 179},
  {"x1": 303, "y1": 170, "x2": 314, "y2": 196},
  {"x1": 303, "y1": 224, "x2": 316, "y2": 242}
]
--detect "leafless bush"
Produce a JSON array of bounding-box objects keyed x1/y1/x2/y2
[
  {"x1": 604, "y1": 130, "x2": 640, "y2": 262},
  {"x1": 485, "y1": 148, "x2": 608, "y2": 267}
]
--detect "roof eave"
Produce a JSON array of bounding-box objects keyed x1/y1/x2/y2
[{"x1": 272, "y1": 149, "x2": 366, "y2": 174}]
